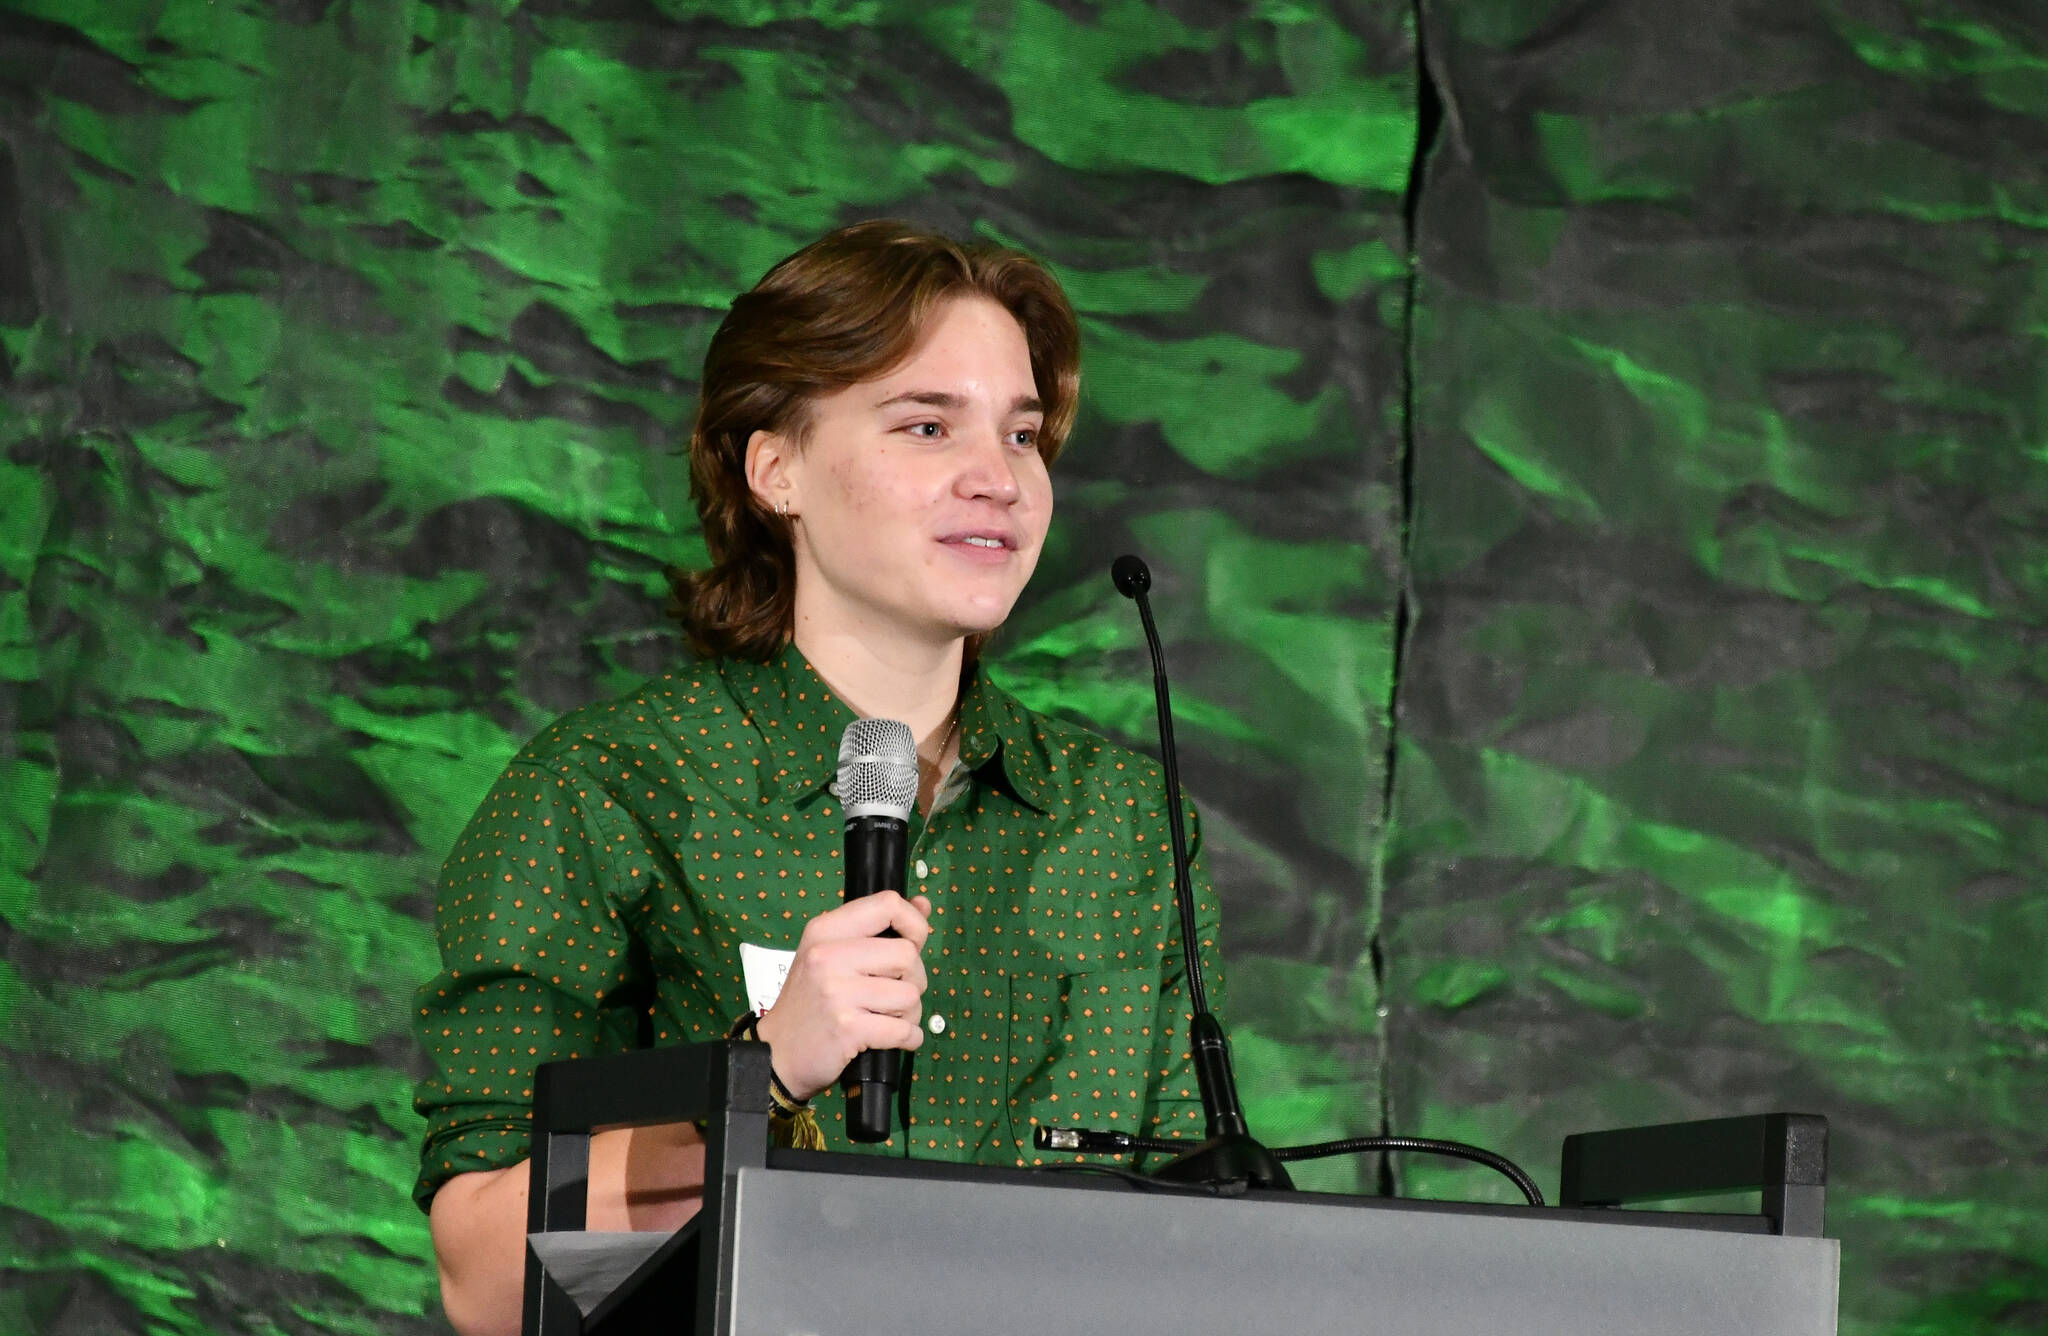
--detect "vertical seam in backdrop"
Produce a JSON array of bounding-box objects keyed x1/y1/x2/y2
[{"x1": 1375, "y1": 0, "x2": 1446, "y2": 1197}]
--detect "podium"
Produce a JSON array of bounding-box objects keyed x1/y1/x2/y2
[{"x1": 521, "y1": 1043, "x2": 1840, "y2": 1336}]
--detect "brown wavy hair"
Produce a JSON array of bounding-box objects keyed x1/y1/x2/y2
[{"x1": 667, "y1": 219, "x2": 1081, "y2": 662}]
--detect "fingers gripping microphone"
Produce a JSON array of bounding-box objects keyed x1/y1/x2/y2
[{"x1": 836, "y1": 718, "x2": 917, "y2": 1143}]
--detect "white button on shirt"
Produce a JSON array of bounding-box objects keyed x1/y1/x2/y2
[
  {"x1": 915, "y1": 859, "x2": 929, "y2": 879},
  {"x1": 928, "y1": 1014, "x2": 946, "y2": 1034}
]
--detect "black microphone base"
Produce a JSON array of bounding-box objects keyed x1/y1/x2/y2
[
  {"x1": 841, "y1": 1047, "x2": 901, "y2": 1143},
  {"x1": 1149, "y1": 1132, "x2": 1294, "y2": 1191},
  {"x1": 842, "y1": 1080, "x2": 892, "y2": 1143}
]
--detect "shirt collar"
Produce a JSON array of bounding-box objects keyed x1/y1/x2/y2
[
  {"x1": 728, "y1": 642, "x2": 1053, "y2": 815},
  {"x1": 721, "y1": 642, "x2": 853, "y2": 806},
  {"x1": 956, "y1": 663, "x2": 1055, "y2": 815}
]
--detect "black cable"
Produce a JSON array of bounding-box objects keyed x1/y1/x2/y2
[
  {"x1": 1035, "y1": 1126, "x2": 1180, "y2": 1157},
  {"x1": 1035, "y1": 1124, "x2": 1543, "y2": 1206},
  {"x1": 1274, "y1": 1136, "x2": 1544, "y2": 1207}
]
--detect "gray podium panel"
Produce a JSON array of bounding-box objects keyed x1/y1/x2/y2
[{"x1": 726, "y1": 1167, "x2": 1838, "y2": 1336}]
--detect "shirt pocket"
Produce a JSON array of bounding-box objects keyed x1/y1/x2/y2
[{"x1": 1004, "y1": 963, "x2": 1167, "y2": 1159}]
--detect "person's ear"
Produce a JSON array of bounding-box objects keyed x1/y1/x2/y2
[{"x1": 744, "y1": 429, "x2": 799, "y2": 519}]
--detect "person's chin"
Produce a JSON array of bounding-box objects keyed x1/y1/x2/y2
[{"x1": 936, "y1": 593, "x2": 1021, "y2": 640}]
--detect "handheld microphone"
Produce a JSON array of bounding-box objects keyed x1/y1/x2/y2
[
  {"x1": 836, "y1": 717, "x2": 917, "y2": 1143},
  {"x1": 1112, "y1": 554, "x2": 1292, "y2": 1190}
]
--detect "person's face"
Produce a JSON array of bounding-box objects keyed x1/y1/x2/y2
[{"x1": 752, "y1": 295, "x2": 1054, "y2": 650}]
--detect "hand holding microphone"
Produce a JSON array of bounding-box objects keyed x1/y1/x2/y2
[
  {"x1": 752, "y1": 890, "x2": 931, "y2": 1103},
  {"x1": 752, "y1": 718, "x2": 925, "y2": 1140}
]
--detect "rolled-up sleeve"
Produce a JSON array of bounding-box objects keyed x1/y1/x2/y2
[{"x1": 410, "y1": 760, "x2": 645, "y2": 1210}]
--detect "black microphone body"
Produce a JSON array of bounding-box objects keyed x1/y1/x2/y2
[{"x1": 841, "y1": 812, "x2": 907, "y2": 1142}]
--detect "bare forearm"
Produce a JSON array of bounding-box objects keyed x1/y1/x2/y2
[
  {"x1": 429, "y1": 1124, "x2": 707, "y2": 1336},
  {"x1": 426, "y1": 895, "x2": 930, "y2": 1335}
]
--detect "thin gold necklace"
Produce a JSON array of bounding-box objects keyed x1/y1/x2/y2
[{"x1": 920, "y1": 708, "x2": 961, "y2": 776}]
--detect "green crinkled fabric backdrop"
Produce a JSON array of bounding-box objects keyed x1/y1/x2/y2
[{"x1": 0, "y1": 1, "x2": 2038, "y2": 1332}]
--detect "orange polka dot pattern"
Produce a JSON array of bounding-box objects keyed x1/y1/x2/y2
[{"x1": 411, "y1": 643, "x2": 1226, "y2": 1210}]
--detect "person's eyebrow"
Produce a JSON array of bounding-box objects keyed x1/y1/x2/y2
[
  {"x1": 873, "y1": 390, "x2": 967, "y2": 412},
  {"x1": 872, "y1": 390, "x2": 1045, "y2": 416}
]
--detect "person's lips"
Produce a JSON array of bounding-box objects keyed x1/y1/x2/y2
[{"x1": 937, "y1": 529, "x2": 1020, "y2": 561}]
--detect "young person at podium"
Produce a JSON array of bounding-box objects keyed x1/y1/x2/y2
[{"x1": 411, "y1": 221, "x2": 1228, "y2": 1336}]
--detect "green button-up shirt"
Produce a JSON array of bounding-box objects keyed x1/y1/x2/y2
[{"x1": 412, "y1": 643, "x2": 1225, "y2": 1208}]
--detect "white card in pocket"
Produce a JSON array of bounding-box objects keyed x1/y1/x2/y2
[{"x1": 738, "y1": 942, "x2": 797, "y2": 1015}]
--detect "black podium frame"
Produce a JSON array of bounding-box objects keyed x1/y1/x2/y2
[
  {"x1": 522, "y1": 1041, "x2": 774, "y2": 1336},
  {"x1": 1561, "y1": 1111, "x2": 1829, "y2": 1236},
  {"x1": 520, "y1": 1041, "x2": 1832, "y2": 1336}
]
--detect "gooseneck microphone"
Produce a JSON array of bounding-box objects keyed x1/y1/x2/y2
[
  {"x1": 1110, "y1": 554, "x2": 1292, "y2": 1191},
  {"x1": 835, "y1": 718, "x2": 918, "y2": 1143}
]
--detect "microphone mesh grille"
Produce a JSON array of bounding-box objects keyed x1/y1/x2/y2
[{"x1": 837, "y1": 718, "x2": 917, "y2": 820}]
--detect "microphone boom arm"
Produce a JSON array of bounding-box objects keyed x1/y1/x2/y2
[{"x1": 1112, "y1": 554, "x2": 1290, "y2": 1191}]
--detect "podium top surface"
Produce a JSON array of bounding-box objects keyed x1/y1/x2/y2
[{"x1": 721, "y1": 1158, "x2": 1839, "y2": 1336}]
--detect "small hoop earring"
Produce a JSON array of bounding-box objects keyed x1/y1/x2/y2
[{"x1": 775, "y1": 499, "x2": 789, "y2": 518}]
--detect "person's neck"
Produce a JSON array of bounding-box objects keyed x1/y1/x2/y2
[{"x1": 790, "y1": 616, "x2": 965, "y2": 751}]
